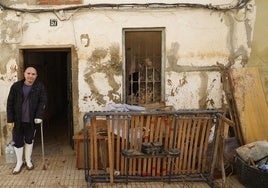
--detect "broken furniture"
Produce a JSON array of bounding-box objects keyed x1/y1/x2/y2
[
  {"x1": 82, "y1": 110, "x2": 224, "y2": 187},
  {"x1": 73, "y1": 120, "x2": 107, "y2": 169}
]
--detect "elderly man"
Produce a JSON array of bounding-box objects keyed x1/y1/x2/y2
[{"x1": 7, "y1": 66, "x2": 47, "y2": 174}]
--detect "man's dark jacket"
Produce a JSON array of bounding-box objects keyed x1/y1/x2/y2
[{"x1": 7, "y1": 79, "x2": 47, "y2": 132}]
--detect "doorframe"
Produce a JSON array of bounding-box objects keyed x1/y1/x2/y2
[
  {"x1": 122, "y1": 27, "x2": 166, "y2": 104},
  {"x1": 18, "y1": 45, "x2": 78, "y2": 147}
]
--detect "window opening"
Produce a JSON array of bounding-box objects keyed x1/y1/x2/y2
[{"x1": 125, "y1": 31, "x2": 162, "y2": 105}]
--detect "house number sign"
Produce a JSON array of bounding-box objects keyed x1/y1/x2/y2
[{"x1": 50, "y1": 19, "x2": 58, "y2": 26}]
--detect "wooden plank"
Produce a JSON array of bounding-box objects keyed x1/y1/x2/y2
[
  {"x1": 89, "y1": 116, "x2": 98, "y2": 174},
  {"x1": 222, "y1": 71, "x2": 244, "y2": 144},
  {"x1": 157, "y1": 116, "x2": 165, "y2": 176},
  {"x1": 152, "y1": 116, "x2": 161, "y2": 176},
  {"x1": 120, "y1": 117, "x2": 127, "y2": 175},
  {"x1": 162, "y1": 116, "x2": 171, "y2": 176},
  {"x1": 173, "y1": 118, "x2": 179, "y2": 174},
  {"x1": 147, "y1": 115, "x2": 156, "y2": 176},
  {"x1": 174, "y1": 118, "x2": 183, "y2": 174},
  {"x1": 178, "y1": 118, "x2": 187, "y2": 173},
  {"x1": 180, "y1": 118, "x2": 188, "y2": 174},
  {"x1": 218, "y1": 118, "x2": 226, "y2": 187},
  {"x1": 191, "y1": 119, "x2": 201, "y2": 173},
  {"x1": 116, "y1": 118, "x2": 121, "y2": 171},
  {"x1": 197, "y1": 119, "x2": 207, "y2": 173},
  {"x1": 138, "y1": 115, "x2": 144, "y2": 176},
  {"x1": 107, "y1": 117, "x2": 114, "y2": 184},
  {"x1": 129, "y1": 115, "x2": 135, "y2": 175},
  {"x1": 229, "y1": 68, "x2": 268, "y2": 143},
  {"x1": 166, "y1": 116, "x2": 175, "y2": 175},
  {"x1": 142, "y1": 115, "x2": 151, "y2": 176},
  {"x1": 132, "y1": 116, "x2": 138, "y2": 175},
  {"x1": 201, "y1": 118, "x2": 212, "y2": 172},
  {"x1": 187, "y1": 119, "x2": 198, "y2": 173},
  {"x1": 93, "y1": 117, "x2": 98, "y2": 173},
  {"x1": 182, "y1": 118, "x2": 192, "y2": 172},
  {"x1": 210, "y1": 117, "x2": 223, "y2": 178},
  {"x1": 89, "y1": 118, "x2": 94, "y2": 173}
]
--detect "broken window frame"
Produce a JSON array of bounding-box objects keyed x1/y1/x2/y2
[{"x1": 122, "y1": 28, "x2": 166, "y2": 105}]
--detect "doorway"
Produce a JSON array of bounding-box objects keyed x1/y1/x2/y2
[{"x1": 20, "y1": 48, "x2": 74, "y2": 148}]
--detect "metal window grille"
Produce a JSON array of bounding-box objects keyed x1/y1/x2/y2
[{"x1": 127, "y1": 55, "x2": 161, "y2": 105}]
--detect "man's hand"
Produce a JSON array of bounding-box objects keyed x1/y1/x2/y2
[
  {"x1": 34, "y1": 118, "x2": 42, "y2": 124},
  {"x1": 7, "y1": 123, "x2": 14, "y2": 131}
]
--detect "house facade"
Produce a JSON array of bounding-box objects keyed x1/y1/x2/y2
[{"x1": 0, "y1": 0, "x2": 256, "y2": 154}]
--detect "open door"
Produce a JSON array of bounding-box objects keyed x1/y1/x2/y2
[{"x1": 18, "y1": 47, "x2": 75, "y2": 148}]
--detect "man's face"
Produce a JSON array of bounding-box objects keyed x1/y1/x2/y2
[{"x1": 24, "y1": 67, "x2": 37, "y2": 85}]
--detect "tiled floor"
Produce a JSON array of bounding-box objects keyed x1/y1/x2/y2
[
  {"x1": 0, "y1": 144, "x2": 245, "y2": 188},
  {"x1": 0, "y1": 136, "x2": 87, "y2": 187}
]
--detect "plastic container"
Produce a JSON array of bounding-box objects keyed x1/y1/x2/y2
[
  {"x1": 235, "y1": 155, "x2": 268, "y2": 188},
  {"x1": 5, "y1": 141, "x2": 16, "y2": 163}
]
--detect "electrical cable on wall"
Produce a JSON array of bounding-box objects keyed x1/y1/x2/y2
[{"x1": 0, "y1": 0, "x2": 251, "y2": 14}]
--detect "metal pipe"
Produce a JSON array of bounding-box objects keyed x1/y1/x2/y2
[
  {"x1": 40, "y1": 121, "x2": 46, "y2": 170},
  {"x1": 83, "y1": 109, "x2": 222, "y2": 117}
]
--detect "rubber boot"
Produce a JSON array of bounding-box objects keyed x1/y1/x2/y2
[
  {"x1": 13, "y1": 147, "x2": 24, "y2": 174},
  {"x1": 25, "y1": 143, "x2": 34, "y2": 170}
]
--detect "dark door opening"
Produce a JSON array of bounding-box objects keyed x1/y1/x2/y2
[{"x1": 22, "y1": 49, "x2": 73, "y2": 148}]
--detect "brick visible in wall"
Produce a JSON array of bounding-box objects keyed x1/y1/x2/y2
[{"x1": 39, "y1": 0, "x2": 81, "y2": 5}]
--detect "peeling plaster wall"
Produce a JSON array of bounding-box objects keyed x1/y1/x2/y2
[
  {"x1": 0, "y1": 0, "x2": 256, "y2": 152},
  {"x1": 166, "y1": 71, "x2": 222, "y2": 109}
]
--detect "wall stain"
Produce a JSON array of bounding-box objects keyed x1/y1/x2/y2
[
  {"x1": 179, "y1": 74, "x2": 188, "y2": 86},
  {"x1": 167, "y1": 79, "x2": 172, "y2": 86},
  {"x1": 224, "y1": 12, "x2": 249, "y2": 67},
  {"x1": 170, "y1": 88, "x2": 175, "y2": 96},
  {"x1": 166, "y1": 42, "x2": 223, "y2": 73},
  {"x1": 206, "y1": 98, "x2": 215, "y2": 108},
  {"x1": 0, "y1": 64, "x2": 17, "y2": 82},
  {"x1": 167, "y1": 74, "x2": 189, "y2": 97},
  {"x1": 179, "y1": 51, "x2": 228, "y2": 59},
  {"x1": 167, "y1": 42, "x2": 180, "y2": 72},
  {"x1": 245, "y1": 18, "x2": 253, "y2": 48},
  {"x1": 198, "y1": 72, "x2": 208, "y2": 109},
  {"x1": 84, "y1": 43, "x2": 121, "y2": 105},
  {"x1": 0, "y1": 12, "x2": 21, "y2": 74},
  {"x1": 167, "y1": 10, "x2": 252, "y2": 72}
]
